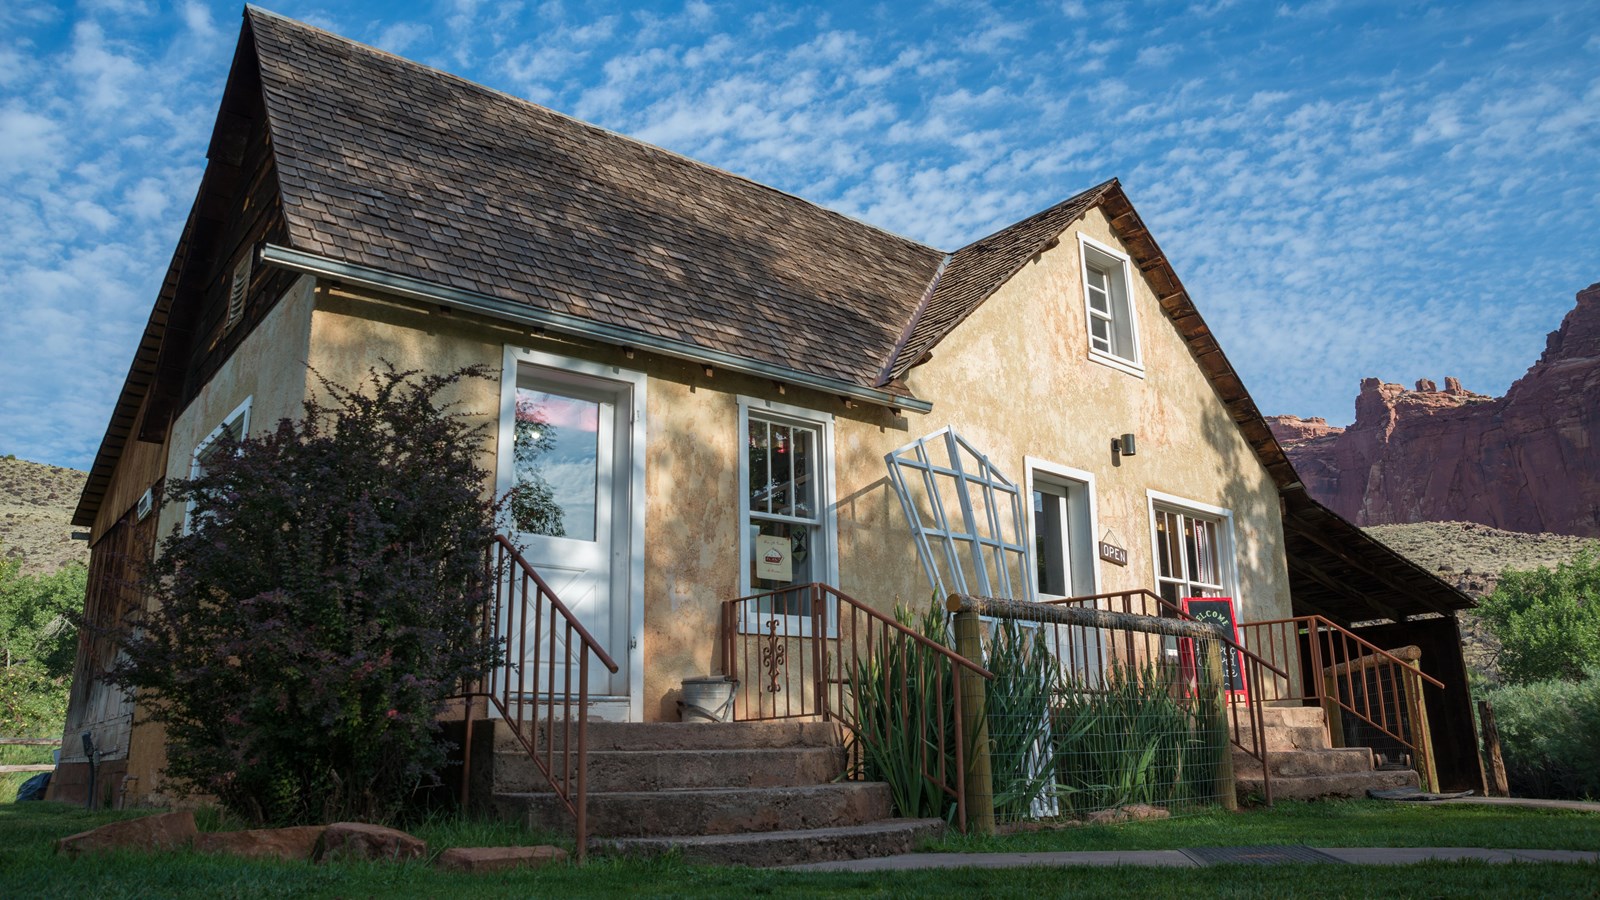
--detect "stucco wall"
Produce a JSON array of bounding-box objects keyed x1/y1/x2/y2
[
  {"x1": 835, "y1": 206, "x2": 1292, "y2": 625},
  {"x1": 124, "y1": 273, "x2": 319, "y2": 800}
]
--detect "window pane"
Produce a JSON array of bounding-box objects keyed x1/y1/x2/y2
[
  {"x1": 769, "y1": 424, "x2": 793, "y2": 514},
  {"x1": 750, "y1": 519, "x2": 816, "y2": 593},
  {"x1": 1109, "y1": 271, "x2": 1135, "y2": 359},
  {"x1": 1087, "y1": 268, "x2": 1110, "y2": 313},
  {"x1": 790, "y1": 426, "x2": 816, "y2": 519},
  {"x1": 1090, "y1": 317, "x2": 1112, "y2": 352},
  {"x1": 512, "y1": 388, "x2": 598, "y2": 540},
  {"x1": 748, "y1": 420, "x2": 770, "y2": 514}
]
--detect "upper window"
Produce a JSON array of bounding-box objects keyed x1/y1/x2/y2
[
  {"x1": 738, "y1": 397, "x2": 837, "y2": 633},
  {"x1": 1079, "y1": 234, "x2": 1142, "y2": 375}
]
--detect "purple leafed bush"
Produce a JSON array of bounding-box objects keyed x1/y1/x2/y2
[{"x1": 107, "y1": 364, "x2": 501, "y2": 825}]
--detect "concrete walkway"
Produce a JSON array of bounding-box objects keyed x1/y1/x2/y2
[{"x1": 789, "y1": 846, "x2": 1600, "y2": 871}]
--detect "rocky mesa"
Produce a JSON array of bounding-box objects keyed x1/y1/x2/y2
[{"x1": 1269, "y1": 282, "x2": 1600, "y2": 537}]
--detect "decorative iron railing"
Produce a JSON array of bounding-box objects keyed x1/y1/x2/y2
[
  {"x1": 452, "y1": 535, "x2": 620, "y2": 862},
  {"x1": 720, "y1": 583, "x2": 993, "y2": 831},
  {"x1": 1238, "y1": 615, "x2": 1445, "y2": 790},
  {"x1": 1043, "y1": 589, "x2": 1286, "y2": 805}
]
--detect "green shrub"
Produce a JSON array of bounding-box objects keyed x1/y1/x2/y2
[
  {"x1": 107, "y1": 365, "x2": 501, "y2": 826},
  {"x1": 1484, "y1": 669, "x2": 1600, "y2": 800},
  {"x1": 1476, "y1": 547, "x2": 1600, "y2": 684}
]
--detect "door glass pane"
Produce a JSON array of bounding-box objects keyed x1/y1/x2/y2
[{"x1": 512, "y1": 388, "x2": 599, "y2": 541}]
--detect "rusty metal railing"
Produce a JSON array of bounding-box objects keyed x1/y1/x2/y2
[
  {"x1": 720, "y1": 583, "x2": 993, "y2": 831},
  {"x1": 1045, "y1": 589, "x2": 1287, "y2": 805},
  {"x1": 1238, "y1": 615, "x2": 1444, "y2": 790},
  {"x1": 452, "y1": 535, "x2": 619, "y2": 863}
]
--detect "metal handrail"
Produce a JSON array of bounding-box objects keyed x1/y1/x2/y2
[
  {"x1": 1239, "y1": 614, "x2": 1442, "y2": 787},
  {"x1": 720, "y1": 583, "x2": 992, "y2": 831},
  {"x1": 451, "y1": 535, "x2": 620, "y2": 863}
]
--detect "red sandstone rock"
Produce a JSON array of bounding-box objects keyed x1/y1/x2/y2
[
  {"x1": 435, "y1": 845, "x2": 568, "y2": 872},
  {"x1": 315, "y1": 822, "x2": 427, "y2": 862},
  {"x1": 194, "y1": 826, "x2": 325, "y2": 861},
  {"x1": 1275, "y1": 283, "x2": 1600, "y2": 537},
  {"x1": 56, "y1": 810, "x2": 198, "y2": 857}
]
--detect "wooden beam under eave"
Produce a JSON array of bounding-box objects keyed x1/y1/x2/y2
[
  {"x1": 1287, "y1": 516, "x2": 1454, "y2": 617},
  {"x1": 1290, "y1": 555, "x2": 1395, "y2": 623}
]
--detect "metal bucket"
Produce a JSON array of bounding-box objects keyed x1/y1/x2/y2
[{"x1": 678, "y1": 675, "x2": 737, "y2": 723}]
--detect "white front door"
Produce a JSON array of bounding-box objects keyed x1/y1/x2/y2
[{"x1": 498, "y1": 349, "x2": 645, "y2": 717}]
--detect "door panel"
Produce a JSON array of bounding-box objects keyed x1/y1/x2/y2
[{"x1": 504, "y1": 370, "x2": 626, "y2": 699}]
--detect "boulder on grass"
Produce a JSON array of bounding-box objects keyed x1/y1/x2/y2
[
  {"x1": 56, "y1": 810, "x2": 198, "y2": 857},
  {"x1": 195, "y1": 826, "x2": 326, "y2": 861},
  {"x1": 435, "y1": 845, "x2": 568, "y2": 872},
  {"x1": 316, "y1": 822, "x2": 427, "y2": 862}
]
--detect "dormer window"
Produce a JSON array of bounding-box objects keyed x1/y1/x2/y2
[{"x1": 1079, "y1": 234, "x2": 1143, "y2": 375}]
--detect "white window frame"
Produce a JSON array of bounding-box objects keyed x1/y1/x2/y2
[
  {"x1": 737, "y1": 395, "x2": 839, "y2": 637},
  {"x1": 1145, "y1": 489, "x2": 1239, "y2": 611},
  {"x1": 185, "y1": 397, "x2": 252, "y2": 532},
  {"x1": 1022, "y1": 457, "x2": 1102, "y2": 600},
  {"x1": 1078, "y1": 233, "x2": 1144, "y2": 377}
]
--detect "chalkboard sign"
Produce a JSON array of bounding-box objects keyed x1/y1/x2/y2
[{"x1": 1181, "y1": 597, "x2": 1249, "y2": 700}]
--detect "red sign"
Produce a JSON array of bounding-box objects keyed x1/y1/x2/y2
[{"x1": 1178, "y1": 596, "x2": 1249, "y2": 701}]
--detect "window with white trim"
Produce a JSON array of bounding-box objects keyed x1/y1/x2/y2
[
  {"x1": 739, "y1": 399, "x2": 835, "y2": 630},
  {"x1": 1152, "y1": 505, "x2": 1226, "y2": 610},
  {"x1": 185, "y1": 398, "x2": 252, "y2": 532},
  {"x1": 1080, "y1": 235, "x2": 1141, "y2": 372}
]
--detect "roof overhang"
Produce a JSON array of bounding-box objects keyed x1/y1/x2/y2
[{"x1": 258, "y1": 243, "x2": 933, "y2": 415}]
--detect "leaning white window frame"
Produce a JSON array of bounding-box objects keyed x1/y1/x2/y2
[
  {"x1": 885, "y1": 427, "x2": 1035, "y2": 604},
  {"x1": 1078, "y1": 233, "x2": 1144, "y2": 377},
  {"x1": 184, "y1": 397, "x2": 252, "y2": 532},
  {"x1": 737, "y1": 395, "x2": 839, "y2": 637},
  {"x1": 1145, "y1": 489, "x2": 1239, "y2": 614}
]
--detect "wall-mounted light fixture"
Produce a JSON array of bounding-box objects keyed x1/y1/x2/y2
[{"x1": 1111, "y1": 432, "x2": 1137, "y2": 467}]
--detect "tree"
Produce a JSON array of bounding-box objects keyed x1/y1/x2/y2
[
  {"x1": 0, "y1": 555, "x2": 85, "y2": 737},
  {"x1": 107, "y1": 365, "x2": 501, "y2": 825},
  {"x1": 1476, "y1": 546, "x2": 1600, "y2": 685}
]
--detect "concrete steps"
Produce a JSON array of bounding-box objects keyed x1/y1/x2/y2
[
  {"x1": 1234, "y1": 705, "x2": 1423, "y2": 802},
  {"x1": 486, "y1": 719, "x2": 941, "y2": 866}
]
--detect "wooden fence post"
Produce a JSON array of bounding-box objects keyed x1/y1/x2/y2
[
  {"x1": 952, "y1": 608, "x2": 995, "y2": 835},
  {"x1": 1477, "y1": 699, "x2": 1510, "y2": 797},
  {"x1": 1200, "y1": 637, "x2": 1238, "y2": 811}
]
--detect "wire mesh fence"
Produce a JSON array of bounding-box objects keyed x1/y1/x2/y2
[{"x1": 950, "y1": 595, "x2": 1237, "y2": 827}]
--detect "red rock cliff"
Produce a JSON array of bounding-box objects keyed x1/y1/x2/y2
[{"x1": 1268, "y1": 283, "x2": 1600, "y2": 537}]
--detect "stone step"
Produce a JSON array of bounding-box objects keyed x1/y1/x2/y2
[
  {"x1": 1236, "y1": 767, "x2": 1418, "y2": 802},
  {"x1": 596, "y1": 818, "x2": 946, "y2": 868},
  {"x1": 494, "y1": 782, "x2": 893, "y2": 838},
  {"x1": 492, "y1": 745, "x2": 848, "y2": 793},
  {"x1": 1256, "y1": 705, "x2": 1327, "y2": 729},
  {"x1": 1233, "y1": 747, "x2": 1375, "y2": 778},
  {"x1": 1231, "y1": 724, "x2": 1330, "y2": 752},
  {"x1": 495, "y1": 719, "x2": 840, "y2": 752}
]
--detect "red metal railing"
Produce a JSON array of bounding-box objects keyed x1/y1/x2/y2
[
  {"x1": 720, "y1": 583, "x2": 993, "y2": 831},
  {"x1": 1044, "y1": 589, "x2": 1288, "y2": 804},
  {"x1": 1238, "y1": 615, "x2": 1444, "y2": 788},
  {"x1": 453, "y1": 535, "x2": 619, "y2": 862}
]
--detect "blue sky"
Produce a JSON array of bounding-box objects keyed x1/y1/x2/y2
[{"x1": 1, "y1": 1, "x2": 1596, "y2": 471}]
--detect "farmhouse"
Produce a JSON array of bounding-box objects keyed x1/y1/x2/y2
[{"x1": 56, "y1": 7, "x2": 1480, "y2": 851}]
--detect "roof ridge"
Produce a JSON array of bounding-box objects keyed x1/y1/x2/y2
[
  {"x1": 875, "y1": 253, "x2": 952, "y2": 386},
  {"x1": 954, "y1": 177, "x2": 1119, "y2": 254},
  {"x1": 244, "y1": 6, "x2": 940, "y2": 258}
]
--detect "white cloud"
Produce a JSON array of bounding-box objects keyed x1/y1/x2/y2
[{"x1": 1135, "y1": 43, "x2": 1180, "y2": 67}]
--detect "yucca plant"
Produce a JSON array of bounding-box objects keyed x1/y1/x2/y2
[
  {"x1": 983, "y1": 618, "x2": 1059, "y2": 820},
  {"x1": 845, "y1": 600, "x2": 956, "y2": 820},
  {"x1": 1052, "y1": 660, "x2": 1225, "y2": 815}
]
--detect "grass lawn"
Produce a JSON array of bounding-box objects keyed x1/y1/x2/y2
[
  {"x1": 930, "y1": 799, "x2": 1600, "y2": 853},
  {"x1": 2, "y1": 801, "x2": 1596, "y2": 899}
]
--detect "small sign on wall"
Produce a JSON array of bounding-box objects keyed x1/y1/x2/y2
[
  {"x1": 1097, "y1": 540, "x2": 1129, "y2": 567},
  {"x1": 755, "y1": 534, "x2": 792, "y2": 582}
]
